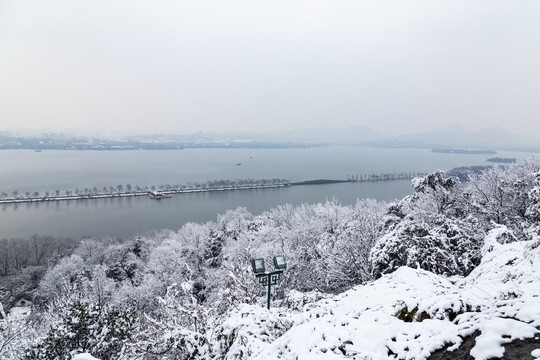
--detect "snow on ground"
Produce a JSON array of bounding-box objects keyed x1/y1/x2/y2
[
  {"x1": 8, "y1": 306, "x2": 31, "y2": 319},
  {"x1": 218, "y1": 238, "x2": 540, "y2": 359},
  {"x1": 72, "y1": 354, "x2": 100, "y2": 360}
]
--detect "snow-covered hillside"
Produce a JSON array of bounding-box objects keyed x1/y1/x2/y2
[
  {"x1": 5, "y1": 164, "x2": 540, "y2": 360},
  {"x1": 218, "y1": 236, "x2": 540, "y2": 359}
]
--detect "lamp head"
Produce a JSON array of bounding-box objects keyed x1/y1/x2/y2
[
  {"x1": 273, "y1": 255, "x2": 287, "y2": 270},
  {"x1": 251, "y1": 258, "x2": 266, "y2": 274}
]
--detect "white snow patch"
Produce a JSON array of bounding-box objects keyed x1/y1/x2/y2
[
  {"x1": 470, "y1": 317, "x2": 538, "y2": 360},
  {"x1": 72, "y1": 354, "x2": 100, "y2": 360},
  {"x1": 480, "y1": 225, "x2": 513, "y2": 255},
  {"x1": 8, "y1": 306, "x2": 31, "y2": 319}
]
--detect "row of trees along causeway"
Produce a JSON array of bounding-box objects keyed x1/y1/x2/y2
[
  {"x1": 0, "y1": 178, "x2": 290, "y2": 204},
  {"x1": 0, "y1": 172, "x2": 424, "y2": 205}
]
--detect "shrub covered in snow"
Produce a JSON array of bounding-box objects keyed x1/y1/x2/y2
[
  {"x1": 370, "y1": 218, "x2": 483, "y2": 277},
  {"x1": 371, "y1": 171, "x2": 484, "y2": 278}
]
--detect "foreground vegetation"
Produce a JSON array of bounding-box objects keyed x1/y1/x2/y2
[{"x1": 1, "y1": 158, "x2": 540, "y2": 359}]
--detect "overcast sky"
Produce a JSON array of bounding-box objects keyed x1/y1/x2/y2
[{"x1": 1, "y1": 1, "x2": 539, "y2": 136}]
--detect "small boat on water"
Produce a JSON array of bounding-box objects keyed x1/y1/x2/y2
[{"x1": 148, "y1": 191, "x2": 172, "y2": 199}]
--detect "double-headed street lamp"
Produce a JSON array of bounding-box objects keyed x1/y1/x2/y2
[{"x1": 251, "y1": 255, "x2": 287, "y2": 309}]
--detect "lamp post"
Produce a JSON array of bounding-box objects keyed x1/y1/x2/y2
[{"x1": 251, "y1": 255, "x2": 287, "y2": 310}]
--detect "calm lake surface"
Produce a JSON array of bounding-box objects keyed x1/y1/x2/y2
[{"x1": 0, "y1": 146, "x2": 533, "y2": 239}]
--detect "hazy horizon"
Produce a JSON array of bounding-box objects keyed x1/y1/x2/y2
[
  {"x1": 1, "y1": 1, "x2": 539, "y2": 137},
  {"x1": 2, "y1": 124, "x2": 540, "y2": 141}
]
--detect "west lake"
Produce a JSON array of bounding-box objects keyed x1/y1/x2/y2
[{"x1": 0, "y1": 146, "x2": 533, "y2": 239}]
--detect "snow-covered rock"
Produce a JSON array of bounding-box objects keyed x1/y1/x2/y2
[{"x1": 217, "y1": 239, "x2": 540, "y2": 359}]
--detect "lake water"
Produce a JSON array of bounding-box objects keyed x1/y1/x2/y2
[{"x1": 0, "y1": 147, "x2": 533, "y2": 239}]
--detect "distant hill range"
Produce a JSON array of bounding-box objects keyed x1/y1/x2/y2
[
  {"x1": 128, "y1": 125, "x2": 539, "y2": 152},
  {"x1": 361, "y1": 126, "x2": 540, "y2": 152},
  {"x1": 1, "y1": 126, "x2": 538, "y2": 152},
  {"x1": 128, "y1": 126, "x2": 384, "y2": 145},
  {"x1": 259, "y1": 126, "x2": 539, "y2": 152}
]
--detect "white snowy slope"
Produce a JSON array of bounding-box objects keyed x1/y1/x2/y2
[{"x1": 218, "y1": 236, "x2": 540, "y2": 360}]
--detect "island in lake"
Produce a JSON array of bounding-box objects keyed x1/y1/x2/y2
[
  {"x1": 487, "y1": 157, "x2": 517, "y2": 163},
  {"x1": 432, "y1": 148, "x2": 496, "y2": 155}
]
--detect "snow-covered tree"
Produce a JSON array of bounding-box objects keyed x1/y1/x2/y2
[
  {"x1": 371, "y1": 171, "x2": 482, "y2": 278},
  {"x1": 525, "y1": 171, "x2": 540, "y2": 223},
  {"x1": 0, "y1": 304, "x2": 37, "y2": 360},
  {"x1": 25, "y1": 301, "x2": 134, "y2": 360},
  {"x1": 320, "y1": 199, "x2": 387, "y2": 289},
  {"x1": 103, "y1": 242, "x2": 145, "y2": 286},
  {"x1": 466, "y1": 163, "x2": 539, "y2": 236},
  {"x1": 209, "y1": 229, "x2": 274, "y2": 312},
  {"x1": 410, "y1": 170, "x2": 462, "y2": 216},
  {"x1": 370, "y1": 217, "x2": 483, "y2": 278},
  {"x1": 121, "y1": 283, "x2": 209, "y2": 360},
  {"x1": 204, "y1": 208, "x2": 253, "y2": 268},
  {"x1": 36, "y1": 255, "x2": 90, "y2": 306}
]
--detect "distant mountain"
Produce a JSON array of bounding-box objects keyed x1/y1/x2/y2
[{"x1": 365, "y1": 126, "x2": 540, "y2": 152}]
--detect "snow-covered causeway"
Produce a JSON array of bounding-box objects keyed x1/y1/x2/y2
[{"x1": 218, "y1": 236, "x2": 540, "y2": 359}]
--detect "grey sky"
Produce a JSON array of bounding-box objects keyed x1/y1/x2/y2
[{"x1": 1, "y1": 1, "x2": 539, "y2": 136}]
